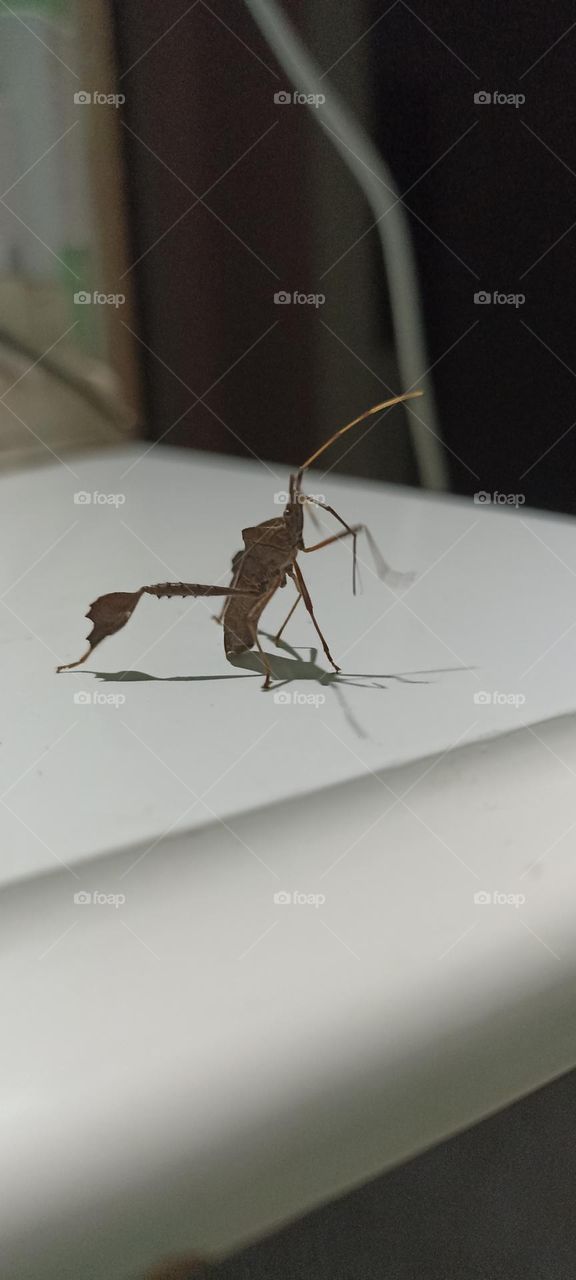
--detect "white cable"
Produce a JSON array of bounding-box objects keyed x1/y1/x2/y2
[{"x1": 244, "y1": 0, "x2": 448, "y2": 489}]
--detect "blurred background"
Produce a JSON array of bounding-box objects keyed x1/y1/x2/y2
[{"x1": 2, "y1": 0, "x2": 576, "y2": 510}]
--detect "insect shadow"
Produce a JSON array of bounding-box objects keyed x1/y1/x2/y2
[{"x1": 83, "y1": 632, "x2": 471, "y2": 739}]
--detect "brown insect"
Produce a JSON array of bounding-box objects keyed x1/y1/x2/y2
[{"x1": 57, "y1": 390, "x2": 422, "y2": 688}]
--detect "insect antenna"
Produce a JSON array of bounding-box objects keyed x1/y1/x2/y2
[
  {"x1": 297, "y1": 389, "x2": 423, "y2": 478},
  {"x1": 294, "y1": 390, "x2": 423, "y2": 595}
]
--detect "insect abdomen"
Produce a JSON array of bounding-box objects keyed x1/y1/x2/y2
[{"x1": 223, "y1": 597, "x2": 265, "y2": 655}]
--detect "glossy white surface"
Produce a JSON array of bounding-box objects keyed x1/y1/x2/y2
[
  {"x1": 2, "y1": 447, "x2": 576, "y2": 1278},
  {"x1": 2, "y1": 446, "x2": 576, "y2": 885}
]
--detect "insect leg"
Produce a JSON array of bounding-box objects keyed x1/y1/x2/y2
[
  {"x1": 253, "y1": 632, "x2": 274, "y2": 690},
  {"x1": 301, "y1": 497, "x2": 361, "y2": 593},
  {"x1": 271, "y1": 590, "x2": 301, "y2": 644},
  {"x1": 302, "y1": 499, "x2": 412, "y2": 593},
  {"x1": 57, "y1": 582, "x2": 260, "y2": 671},
  {"x1": 290, "y1": 561, "x2": 340, "y2": 674},
  {"x1": 302, "y1": 524, "x2": 364, "y2": 555}
]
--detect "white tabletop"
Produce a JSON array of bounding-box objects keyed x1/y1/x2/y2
[{"x1": 2, "y1": 446, "x2": 576, "y2": 1278}]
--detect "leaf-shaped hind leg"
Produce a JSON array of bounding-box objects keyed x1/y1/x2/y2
[
  {"x1": 57, "y1": 581, "x2": 260, "y2": 672},
  {"x1": 57, "y1": 589, "x2": 145, "y2": 671}
]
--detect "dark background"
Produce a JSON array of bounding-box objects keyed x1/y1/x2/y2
[
  {"x1": 213, "y1": 1066, "x2": 576, "y2": 1280},
  {"x1": 374, "y1": 0, "x2": 576, "y2": 513},
  {"x1": 113, "y1": 0, "x2": 576, "y2": 513}
]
